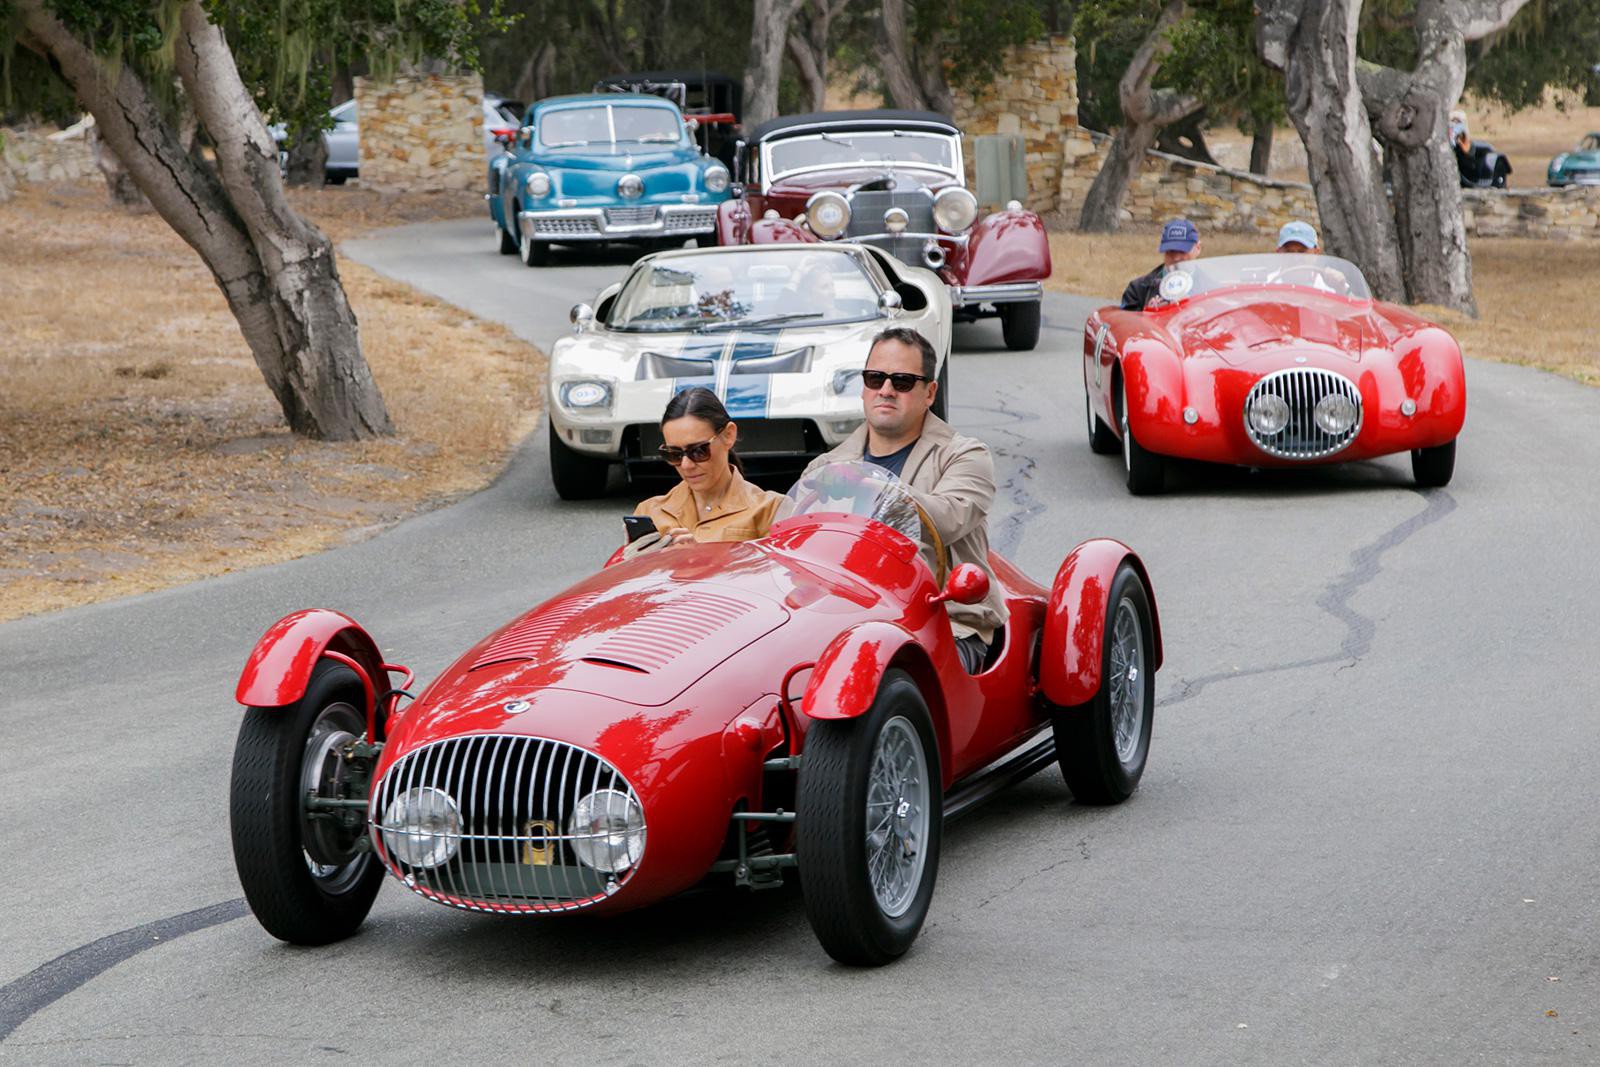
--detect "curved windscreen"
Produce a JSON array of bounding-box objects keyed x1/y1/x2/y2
[
  {"x1": 1156, "y1": 253, "x2": 1372, "y2": 303},
  {"x1": 777, "y1": 461, "x2": 932, "y2": 557},
  {"x1": 608, "y1": 249, "x2": 882, "y2": 332},
  {"x1": 767, "y1": 132, "x2": 957, "y2": 181}
]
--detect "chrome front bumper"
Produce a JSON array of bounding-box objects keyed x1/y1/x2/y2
[
  {"x1": 516, "y1": 204, "x2": 719, "y2": 240},
  {"x1": 950, "y1": 281, "x2": 1043, "y2": 307}
]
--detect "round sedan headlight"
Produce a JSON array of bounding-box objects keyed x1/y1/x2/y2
[
  {"x1": 1314, "y1": 392, "x2": 1359, "y2": 435},
  {"x1": 568, "y1": 789, "x2": 645, "y2": 873},
  {"x1": 704, "y1": 164, "x2": 730, "y2": 193},
  {"x1": 381, "y1": 786, "x2": 461, "y2": 869},
  {"x1": 525, "y1": 171, "x2": 551, "y2": 197},
  {"x1": 1248, "y1": 393, "x2": 1291, "y2": 436},
  {"x1": 806, "y1": 191, "x2": 851, "y2": 238},
  {"x1": 932, "y1": 187, "x2": 979, "y2": 234},
  {"x1": 617, "y1": 173, "x2": 644, "y2": 199}
]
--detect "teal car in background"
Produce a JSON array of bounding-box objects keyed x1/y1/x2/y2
[
  {"x1": 1547, "y1": 133, "x2": 1600, "y2": 186},
  {"x1": 488, "y1": 93, "x2": 732, "y2": 266}
]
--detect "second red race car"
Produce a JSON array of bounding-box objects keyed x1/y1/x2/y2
[{"x1": 228, "y1": 462, "x2": 1162, "y2": 966}]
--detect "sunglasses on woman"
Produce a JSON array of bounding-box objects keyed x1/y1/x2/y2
[
  {"x1": 860, "y1": 369, "x2": 932, "y2": 392},
  {"x1": 658, "y1": 438, "x2": 717, "y2": 465}
]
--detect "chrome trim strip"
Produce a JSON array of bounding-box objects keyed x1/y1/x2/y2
[
  {"x1": 516, "y1": 203, "x2": 716, "y2": 238},
  {"x1": 950, "y1": 281, "x2": 1044, "y2": 307}
]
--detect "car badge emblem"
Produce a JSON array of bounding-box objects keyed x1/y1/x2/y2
[
  {"x1": 503, "y1": 700, "x2": 531, "y2": 713},
  {"x1": 1295, "y1": 356, "x2": 1308, "y2": 364},
  {"x1": 1157, "y1": 270, "x2": 1193, "y2": 302}
]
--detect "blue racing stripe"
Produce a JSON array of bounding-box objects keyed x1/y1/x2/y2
[
  {"x1": 729, "y1": 339, "x2": 779, "y2": 364},
  {"x1": 671, "y1": 377, "x2": 717, "y2": 395},
  {"x1": 723, "y1": 375, "x2": 771, "y2": 418}
]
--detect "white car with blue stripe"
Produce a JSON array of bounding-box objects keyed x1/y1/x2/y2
[{"x1": 546, "y1": 243, "x2": 952, "y2": 499}]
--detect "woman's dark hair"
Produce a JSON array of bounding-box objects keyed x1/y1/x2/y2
[{"x1": 662, "y1": 386, "x2": 743, "y2": 472}]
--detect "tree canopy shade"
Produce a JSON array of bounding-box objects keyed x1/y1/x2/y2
[{"x1": 4, "y1": 0, "x2": 500, "y2": 439}]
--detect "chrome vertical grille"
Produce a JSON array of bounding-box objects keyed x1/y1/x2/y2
[
  {"x1": 371, "y1": 735, "x2": 645, "y2": 913},
  {"x1": 1243, "y1": 367, "x2": 1363, "y2": 460},
  {"x1": 846, "y1": 189, "x2": 936, "y2": 263}
]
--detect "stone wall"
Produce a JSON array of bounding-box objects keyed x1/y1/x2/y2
[
  {"x1": 1461, "y1": 185, "x2": 1600, "y2": 239},
  {"x1": 354, "y1": 73, "x2": 484, "y2": 192},
  {"x1": 1, "y1": 124, "x2": 99, "y2": 201},
  {"x1": 951, "y1": 35, "x2": 1077, "y2": 214}
]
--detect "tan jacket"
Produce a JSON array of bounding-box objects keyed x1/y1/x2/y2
[
  {"x1": 634, "y1": 468, "x2": 785, "y2": 543},
  {"x1": 804, "y1": 413, "x2": 1008, "y2": 641}
]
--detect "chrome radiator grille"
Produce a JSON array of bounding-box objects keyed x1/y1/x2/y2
[
  {"x1": 604, "y1": 205, "x2": 659, "y2": 227},
  {"x1": 371, "y1": 735, "x2": 645, "y2": 913},
  {"x1": 1243, "y1": 367, "x2": 1364, "y2": 460},
  {"x1": 664, "y1": 207, "x2": 718, "y2": 232},
  {"x1": 846, "y1": 189, "x2": 935, "y2": 262},
  {"x1": 532, "y1": 216, "x2": 600, "y2": 236}
]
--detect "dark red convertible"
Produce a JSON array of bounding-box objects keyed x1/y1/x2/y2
[
  {"x1": 229, "y1": 463, "x2": 1160, "y2": 965},
  {"x1": 716, "y1": 110, "x2": 1051, "y2": 351}
]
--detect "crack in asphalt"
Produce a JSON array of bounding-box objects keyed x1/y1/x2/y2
[
  {"x1": 0, "y1": 898, "x2": 247, "y2": 1044},
  {"x1": 973, "y1": 837, "x2": 1089, "y2": 911},
  {"x1": 953, "y1": 397, "x2": 1046, "y2": 557},
  {"x1": 1157, "y1": 488, "x2": 1459, "y2": 707}
]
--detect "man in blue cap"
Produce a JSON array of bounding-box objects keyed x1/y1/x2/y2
[
  {"x1": 1120, "y1": 217, "x2": 1202, "y2": 310},
  {"x1": 1276, "y1": 219, "x2": 1319, "y2": 253}
]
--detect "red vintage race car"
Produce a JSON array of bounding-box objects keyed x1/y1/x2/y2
[
  {"x1": 229, "y1": 462, "x2": 1161, "y2": 965},
  {"x1": 716, "y1": 110, "x2": 1051, "y2": 351},
  {"x1": 1084, "y1": 253, "x2": 1466, "y2": 494}
]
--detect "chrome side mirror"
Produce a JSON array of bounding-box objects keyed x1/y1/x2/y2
[
  {"x1": 878, "y1": 289, "x2": 903, "y2": 313},
  {"x1": 519, "y1": 125, "x2": 534, "y2": 149},
  {"x1": 570, "y1": 303, "x2": 594, "y2": 333}
]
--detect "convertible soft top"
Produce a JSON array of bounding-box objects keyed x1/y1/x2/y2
[{"x1": 750, "y1": 109, "x2": 958, "y2": 143}]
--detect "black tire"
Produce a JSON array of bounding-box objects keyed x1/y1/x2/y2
[
  {"x1": 497, "y1": 219, "x2": 517, "y2": 255},
  {"x1": 1086, "y1": 382, "x2": 1118, "y2": 455},
  {"x1": 999, "y1": 300, "x2": 1041, "y2": 351},
  {"x1": 548, "y1": 419, "x2": 610, "y2": 500},
  {"x1": 518, "y1": 210, "x2": 551, "y2": 267},
  {"x1": 230, "y1": 659, "x2": 383, "y2": 945},
  {"x1": 1412, "y1": 439, "x2": 1456, "y2": 487},
  {"x1": 796, "y1": 669, "x2": 943, "y2": 966},
  {"x1": 1120, "y1": 378, "x2": 1165, "y2": 495},
  {"x1": 324, "y1": 173, "x2": 348, "y2": 186},
  {"x1": 1053, "y1": 563, "x2": 1155, "y2": 804},
  {"x1": 931, "y1": 356, "x2": 950, "y2": 421}
]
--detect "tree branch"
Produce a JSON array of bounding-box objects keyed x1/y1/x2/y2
[
  {"x1": 1461, "y1": 0, "x2": 1535, "y2": 39},
  {"x1": 1120, "y1": 0, "x2": 1188, "y2": 123}
]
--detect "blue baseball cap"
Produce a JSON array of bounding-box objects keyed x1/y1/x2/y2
[
  {"x1": 1277, "y1": 220, "x2": 1319, "y2": 249},
  {"x1": 1158, "y1": 218, "x2": 1200, "y2": 253}
]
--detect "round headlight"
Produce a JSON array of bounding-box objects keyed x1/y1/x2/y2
[
  {"x1": 381, "y1": 786, "x2": 461, "y2": 869},
  {"x1": 806, "y1": 191, "x2": 851, "y2": 238},
  {"x1": 883, "y1": 206, "x2": 909, "y2": 233},
  {"x1": 525, "y1": 171, "x2": 551, "y2": 197},
  {"x1": 568, "y1": 789, "x2": 645, "y2": 873},
  {"x1": 617, "y1": 173, "x2": 644, "y2": 199},
  {"x1": 932, "y1": 187, "x2": 978, "y2": 233},
  {"x1": 1248, "y1": 393, "x2": 1290, "y2": 436},
  {"x1": 704, "y1": 164, "x2": 729, "y2": 193},
  {"x1": 1314, "y1": 392, "x2": 1358, "y2": 435},
  {"x1": 560, "y1": 380, "x2": 611, "y2": 409}
]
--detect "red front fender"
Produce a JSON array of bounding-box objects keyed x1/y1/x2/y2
[
  {"x1": 961, "y1": 208, "x2": 1052, "y2": 287},
  {"x1": 1039, "y1": 540, "x2": 1163, "y2": 708},
  {"x1": 236, "y1": 608, "x2": 387, "y2": 709},
  {"x1": 801, "y1": 620, "x2": 921, "y2": 721},
  {"x1": 715, "y1": 198, "x2": 750, "y2": 245}
]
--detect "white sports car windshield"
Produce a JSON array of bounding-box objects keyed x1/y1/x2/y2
[
  {"x1": 1162, "y1": 254, "x2": 1372, "y2": 302},
  {"x1": 767, "y1": 132, "x2": 957, "y2": 180},
  {"x1": 609, "y1": 250, "x2": 882, "y2": 332},
  {"x1": 539, "y1": 105, "x2": 682, "y2": 147}
]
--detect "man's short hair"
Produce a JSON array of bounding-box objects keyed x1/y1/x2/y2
[{"x1": 869, "y1": 326, "x2": 938, "y2": 380}]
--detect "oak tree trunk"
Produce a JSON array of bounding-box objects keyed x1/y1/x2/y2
[
  {"x1": 744, "y1": 0, "x2": 807, "y2": 127},
  {"x1": 788, "y1": 0, "x2": 849, "y2": 112},
  {"x1": 879, "y1": 0, "x2": 929, "y2": 109},
  {"x1": 1079, "y1": 121, "x2": 1160, "y2": 232},
  {"x1": 88, "y1": 125, "x2": 148, "y2": 207},
  {"x1": 1249, "y1": 122, "x2": 1273, "y2": 175},
  {"x1": 283, "y1": 125, "x2": 328, "y2": 187},
  {"x1": 15, "y1": 0, "x2": 392, "y2": 440}
]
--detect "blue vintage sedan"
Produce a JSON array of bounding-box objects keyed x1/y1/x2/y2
[{"x1": 488, "y1": 93, "x2": 732, "y2": 266}]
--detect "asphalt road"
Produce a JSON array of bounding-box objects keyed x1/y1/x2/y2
[{"x1": 2, "y1": 218, "x2": 1596, "y2": 1064}]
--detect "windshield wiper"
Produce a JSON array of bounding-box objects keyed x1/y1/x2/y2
[
  {"x1": 820, "y1": 132, "x2": 855, "y2": 148},
  {"x1": 697, "y1": 312, "x2": 823, "y2": 332}
]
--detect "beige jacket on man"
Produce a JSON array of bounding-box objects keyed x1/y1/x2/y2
[{"x1": 803, "y1": 412, "x2": 1008, "y2": 642}]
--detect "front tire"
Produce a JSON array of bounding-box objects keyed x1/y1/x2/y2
[
  {"x1": 999, "y1": 300, "x2": 1042, "y2": 351},
  {"x1": 1121, "y1": 378, "x2": 1165, "y2": 495},
  {"x1": 230, "y1": 659, "x2": 383, "y2": 945},
  {"x1": 1086, "y1": 385, "x2": 1118, "y2": 455},
  {"x1": 797, "y1": 669, "x2": 943, "y2": 966},
  {"x1": 518, "y1": 213, "x2": 551, "y2": 267},
  {"x1": 1053, "y1": 563, "x2": 1155, "y2": 804},
  {"x1": 548, "y1": 419, "x2": 610, "y2": 500},
  {"x1": 497, "y1": 220, "x2": 517, "y2": 255},
  {"x1": 1412, "y1": 439, "x2": 1456, "y2": 487}
]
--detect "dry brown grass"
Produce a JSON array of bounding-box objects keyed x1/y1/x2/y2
[
  {"x1": 1047, "y1": 228, "x2": 1600, "y2": 386},
  {"x1": 0, "y1": 182, "x2": 543, "y2": 622}
]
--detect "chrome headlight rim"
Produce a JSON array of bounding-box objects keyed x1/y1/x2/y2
[
  {"x1": 524, "y1": 170, "x2": 551, "y2": 197},
  {"x1": 704, "y1": 163, "x2": 730, "y2": 193},
  {"x1": 1247, "y1": 393, "x2": 1291, "y2": 436},
  {"x1": 567, "y1": 788, "x2": 646, "y2": 874},
  {"x1": 558, "y1": 379, "x2": 613, "y2": 412},
  {"x1": 380, "y1": 786, "x2": 462, "y2": 870},
  {"x1": 932, "y1": 187, "x2": 979, "y2": 234},
  {"x1": 1314, "y1": 392, "x2": 1359, "y2": 435},
  {"x1": 883, "y1": 206, "x2": 910, "y2": 233},
  {"x1": 806, "y1": 190, "x2": 851, "y2": 239},
  {"x1": 617, "y1": 173, "x2": 644, "y2": 200}
]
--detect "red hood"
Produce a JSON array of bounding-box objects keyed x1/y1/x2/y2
[{"x1": 1164, "y1": 289, "x2": 1389, "y2": 367}]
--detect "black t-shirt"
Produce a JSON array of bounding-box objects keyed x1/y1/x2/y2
[
  {"x1": 864, "y1": 440, "x2": 917, "y2": 479},
  {"x1": 1120, "y1": 264, "x2": 1165, "y2": 310}
]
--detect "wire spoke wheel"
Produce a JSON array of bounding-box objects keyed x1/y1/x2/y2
[
  {"x1": 864, "y1": 716, "x2": 930, "y2": 919},
  {"x1": 1107, "y1": 600, "x2": 1146, "y2": 765}
]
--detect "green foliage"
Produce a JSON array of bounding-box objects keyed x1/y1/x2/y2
[
  {"x1": 918, "y1": 0, "x2": 1047, "y2": 92},
  {"x1": 1466, "y1": 0, "x2": 1600, "y2": 108}
]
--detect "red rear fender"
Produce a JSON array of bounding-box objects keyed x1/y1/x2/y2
[
  {"x1": 236, "y1": 608, "x2": 387, "y2": 709},
  {"x1": 1039, "y1": 541, "x2": 1163, "y2": 708},
  {"x1": 715, "y1": 199, "x2": 750, "y2": 245}
]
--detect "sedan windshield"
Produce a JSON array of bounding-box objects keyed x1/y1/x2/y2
[
  {"x1": 608, "y1": 250, "x2": 882, "y2": 332},
  {"x1": 539, "y1": 104, "x2": 683, "y2": 148},
  {"x1": 767, "y1": 131, "x2": 957, "y2": 180},
  {"x1": 1580, "y1": 134, "x2": 1600, "y2": 152},
  {"x1": 1160, "y1": 254, "x2": 1372, "y2": 302}
]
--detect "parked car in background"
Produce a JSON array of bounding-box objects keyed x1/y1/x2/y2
[
  {"x1": 487, "y1": 93, "x2": 732, "y2": 266},
  {"x1": 483, "y1": 94, "x2": 524, "y2": 156},
  {"x1": 545, "y1": 242, "x2": 950, "y2": 498},
  {"x1": 716, "y1": 110, "x2": 1051, "y2": 351},
  {"x1": 1547, "y1": 133, "x2": 1600, "y2": 186}
]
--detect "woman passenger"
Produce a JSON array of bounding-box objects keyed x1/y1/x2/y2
[{"x1": 625, "y1": 387, "x2": 785, "y2": 557}]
